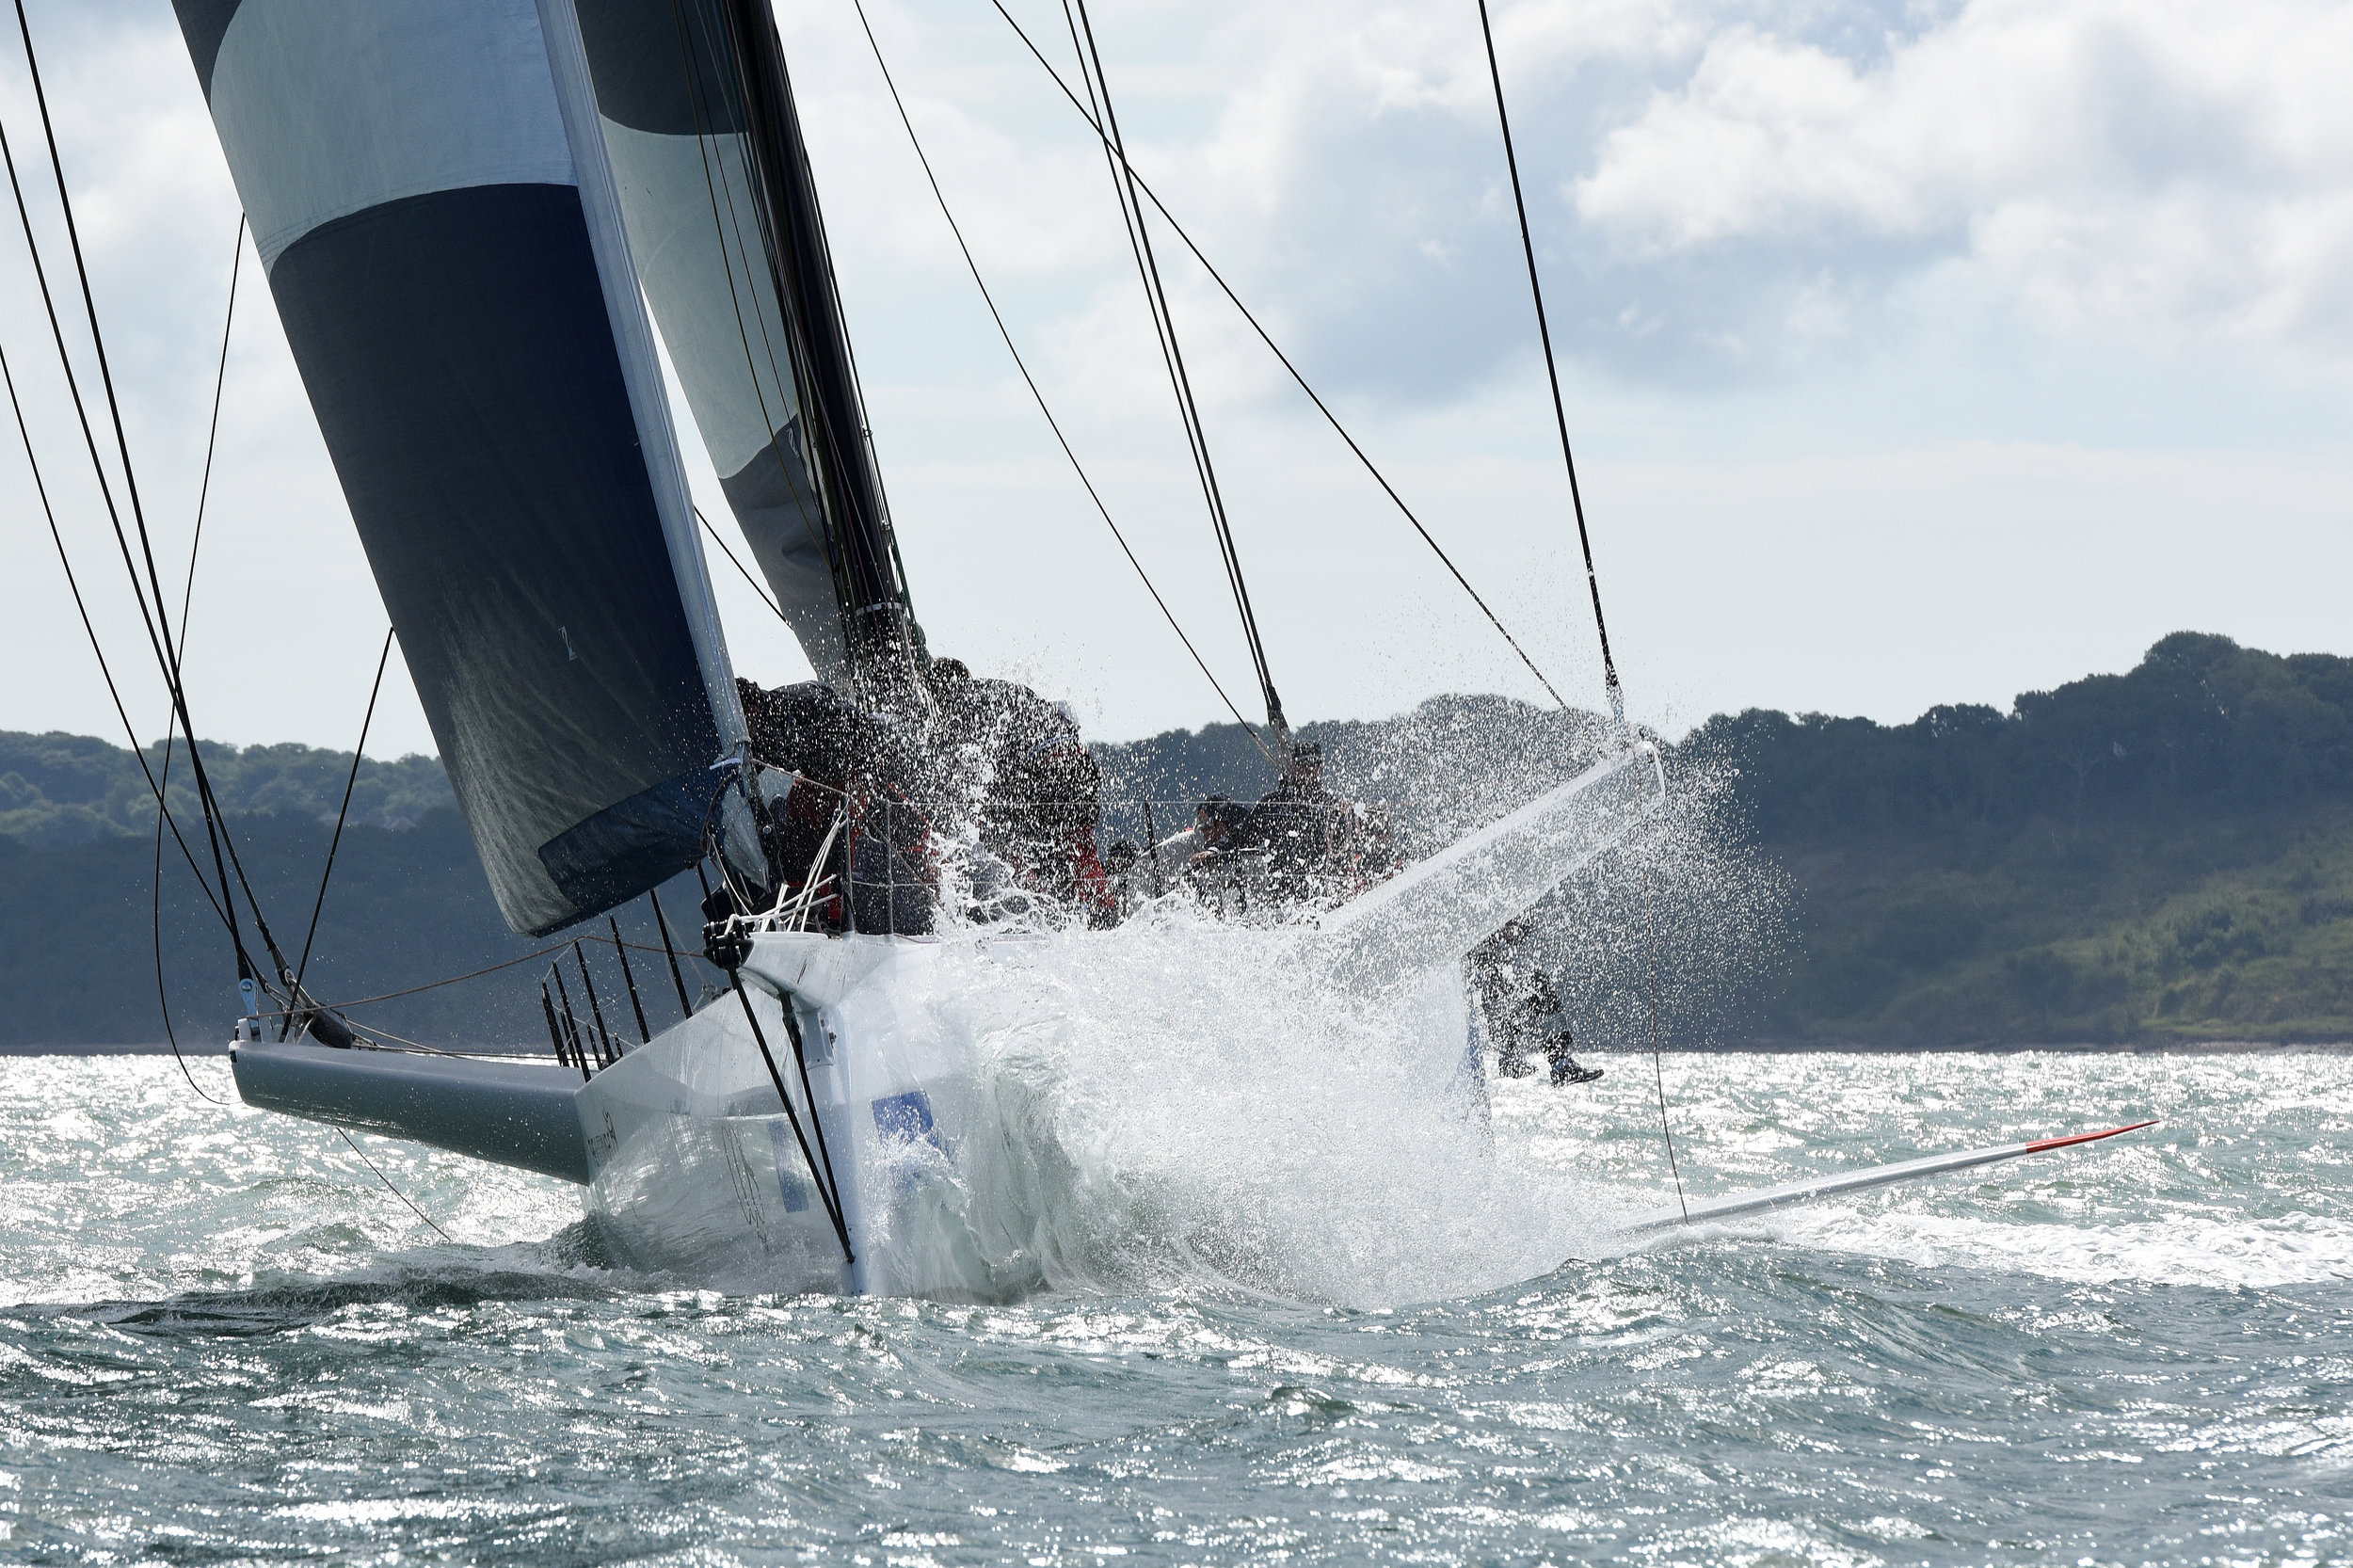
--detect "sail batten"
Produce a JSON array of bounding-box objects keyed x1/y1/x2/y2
[{"x1": 175, "y1": 0, "x2": 746, "y2": 936}]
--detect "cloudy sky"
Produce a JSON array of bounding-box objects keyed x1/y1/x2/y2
[{"x1": 3, "y1": 0, "x2": 2348, "y2": 758}]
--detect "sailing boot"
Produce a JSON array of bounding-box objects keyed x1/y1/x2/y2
[{"x1": 1544, "y1": 1032, "x2": 1602, "y2": 1086}]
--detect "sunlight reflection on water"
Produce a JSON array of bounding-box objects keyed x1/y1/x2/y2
[{"x1": 2, "y1": 1050, "x2": 2346, "y2": 1564}]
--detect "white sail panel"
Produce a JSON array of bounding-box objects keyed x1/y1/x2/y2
[{"x1": 573, "y1": 0, "x2": 916, "y2": 689}]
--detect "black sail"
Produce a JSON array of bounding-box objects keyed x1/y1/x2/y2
[
  {"x1": 171, "y1": 0, "x2": 748, "y2": 936},
  {"x1": 572, "y1": 0, "x2": 920, "y2": 694}
]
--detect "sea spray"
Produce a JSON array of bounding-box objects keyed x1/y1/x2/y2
[
  {"x1": 886, "y1": 901, "x2": 1615, "y2": 1309},
  {"x1": 869, "y1": 697, "x2": 1799, "y2": 1307}
]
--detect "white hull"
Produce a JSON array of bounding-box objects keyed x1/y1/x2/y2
[
  {"x1": 576, "y1": 930, "x2": 1480, "y2": 1297},
  {"x1": 233, "y1": 744, "x2": 1667, "y2": 1298}
]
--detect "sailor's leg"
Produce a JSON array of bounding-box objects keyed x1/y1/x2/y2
[{"x1": 1545, "y1": 1033, "x2": 1602, "y2": 1086}]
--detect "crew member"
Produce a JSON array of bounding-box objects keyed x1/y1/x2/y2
[
  {"x1": 924, "y1": 658, "x2": 1112, "y2": 918},
  {"x1": 735, "y1": 676, "x2": 933, "y2": 934},
  {"x1": 1468, "y1": 920, "x2": 1602, "y2": 1087},
  {"x1": 1239, "y1": 742, "x2": 1355, "y2": 905}
]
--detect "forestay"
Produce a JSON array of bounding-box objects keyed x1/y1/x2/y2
[{"x1": 169, "y1": 0, "x2": 746, "y2": 936}]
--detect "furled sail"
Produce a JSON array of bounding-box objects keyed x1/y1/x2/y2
[
  {"x1": 570, "y1": 0, "x2": 919, "y2": 692},
  {"x1": 171, "y1": 0, "x2": 748, "y2": 936}
]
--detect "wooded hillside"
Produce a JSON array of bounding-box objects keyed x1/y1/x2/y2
[{"x1": 4, "y1": 632, "x2": 2347, "y2": 1048}]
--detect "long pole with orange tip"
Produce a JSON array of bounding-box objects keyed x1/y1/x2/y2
[{"x1": 1618, "y1": 1121, "x2": 2162, "y2": 1234}]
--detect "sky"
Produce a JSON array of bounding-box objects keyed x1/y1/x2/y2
[{"x1": 2, "y1": 0, "x2": 2349, "y2": 759}]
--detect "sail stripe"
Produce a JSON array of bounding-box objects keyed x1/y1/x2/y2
[
  {"x1": 269, "y1": 182, "x2": 723, "y2": 935},
  {"x1": 210, "y1": 0, "x2": 577, "y2": 269},
  {"x1": 175, "y1": 0, "x2": 243, "y2": 95}
]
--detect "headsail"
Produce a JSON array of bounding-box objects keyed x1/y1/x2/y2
[
  {"x1": 171, "y1": 0, "x2": 747, "y2": 936},
  {"x1": 571, "y1": 0, "x2": 920, "y2": 693}
]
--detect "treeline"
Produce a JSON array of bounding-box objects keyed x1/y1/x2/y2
[
  {"x1": 1690, "y1": 632, "x2": 2353, "y2": 843},
  {"x1": 4, "y1": 632, "x2": 2349, "y2": 1048},
  {"x1": 1688, "y1": 633, "x2": 2353, "y2": 1044},
  {"x1": 0, "y1": 729, "x2": 454, "y2": 847},
  {"x1": 0, "y1": 804, "x2": 712, "y2": 1050}
]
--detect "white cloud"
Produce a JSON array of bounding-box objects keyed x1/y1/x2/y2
[
  {"x1": 0, "y1": 0, "x2": 2347, "y2": 759},
  {"x1": 1572, "y1": 0, "x2": 2353, "y2": 364}
]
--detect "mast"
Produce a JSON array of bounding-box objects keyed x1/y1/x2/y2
[{"x1": 713, "y1": 0, "x2": 920, "y2": 693}]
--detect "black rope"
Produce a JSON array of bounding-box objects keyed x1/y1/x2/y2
[
  {"x1": 696, "y1": 504, "x2": 790, "y2": 622},
  {"x1": 1474, "y1": 0, "x2": 1625, "y2": 727},
  {"x1": 8, "y1": 297, "x2": 220, "y2": 1102},
  {"x1": 146, "y1": 212, "x2": 248, "y2": 1101},
  {"x1": 0, "y1": 112, "x2": 238, "y2": 947},
  {"x1": 775, "y1": 1000, "x2": 848, "y2": 1234},
  {"x1": 182, "y1": 214, "x2": 245, "y2": 646},
  {"x1": 846, "y1": 0, "x2": 1273, "y2": 764},
  {"x1": 284, "y1": 626, "x2": 395, "y2": 1035},
  {"x1": 335, "y1": 1127, "x2": 454, "y2": 1243},
  {"x1": 730, "y1": 973, "x2": 854, "y2": 1262},
  {"x1": 8, "y1": 5, "x2": 294, "y2": 992},
  {"x1": 1064, "y1": 0, "x2": 1289, "y2": 747},
  {"x1": 984, "y1": 0, "x2": 1568, "y2": 713},
  {"x1": 149, "y1": 734, "x2": 223, "y2": 1104}
]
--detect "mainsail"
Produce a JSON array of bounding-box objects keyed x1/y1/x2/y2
[
  {"x1": 170, "y1": 0, "x2": 748, "y2": 936},
  {"x1": 571, "y1": 0, "x2": 920, "y2": 691}
]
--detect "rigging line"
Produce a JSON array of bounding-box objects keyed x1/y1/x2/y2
[
  {"x1": 1643, "y1": 869, "x2": 1687, "y2": 1223},
  {"x1": 844, "y1": 0, "x2": 1274, "y2": 765},
  {"x1": 181, "y1": 213, "x2": 244, "y2": 650},
  {"x1": 148, "y1": 215, "x2": 247, "y2": 1104},
  {"x1": 1474, "y1": 0, "x2": 1625, "y2": 727},
  {"x1": 5, "y1": 15, "x2": 285, "y2": 984},
  {"x1": 1065, "y1": 0, "x2": 1283, "y2": 734},
  {"x1": 252, "y1": 941, "x2": 580, "y2": 1018},
  {"x1": 335, "y1": 1127, "x2": 454, "y2": 1243},
  {"x1": 1054, "y1": 2, "x2": 1258, "y2": 681},
  {"x1": 0, "y1": 331, "x2": 233, "y2": 939},
  {"x1": 697, "y1": 504, "x2": 788, "y2": 623},
  {"x1": 151, "y1": 732, "x2": 225, "y2": 1105},
  {"x1": 286, "y1": 626, "x2": 395, "y2": 1023},
  {"x1": 730, "y1": 972, "x2": 854, "y2": 1260},
  {"x1": 982, "y1": 0, "x2": 1568, "y2": 712},
  {"x1": 0, "y1": 128, "x2": 232, "y2": 927},
  {"x1": 14, "y1": 3, "x2": 299, "y2": 1003}
]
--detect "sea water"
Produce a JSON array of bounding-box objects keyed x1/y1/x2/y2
[{"x1": 2, "y1": 1048, "x2": 2346, "y2": 1564}]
